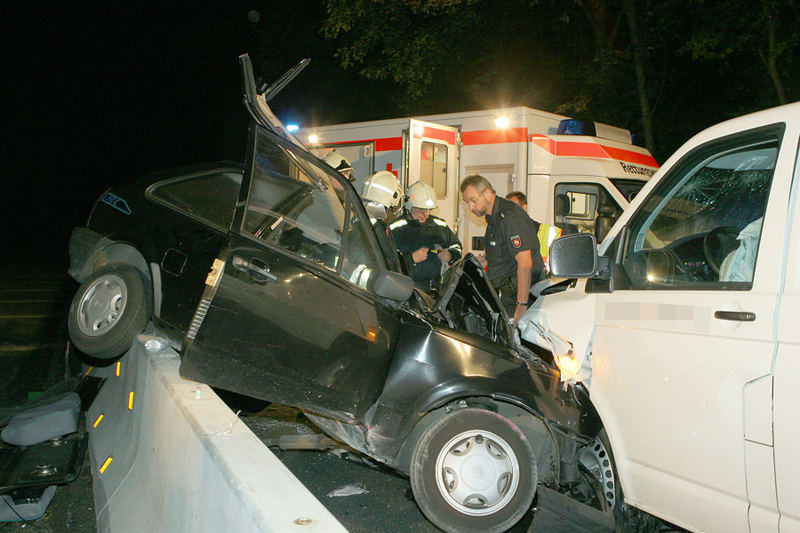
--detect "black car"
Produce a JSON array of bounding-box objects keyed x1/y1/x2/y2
[{"x1": 67, "y1": 55, "x2": 612, "y2": 533}]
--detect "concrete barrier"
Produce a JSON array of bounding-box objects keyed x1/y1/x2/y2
[{"x1": 86, "y1": 335, "x2": 347, "y2": 533}]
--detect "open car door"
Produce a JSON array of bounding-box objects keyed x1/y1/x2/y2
[{"x1": 179, "y1": 56, "x2": 400, "y2": 422}]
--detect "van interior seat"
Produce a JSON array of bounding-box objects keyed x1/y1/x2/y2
[
  {"x1": 555, "y1": 194, "x2": 578, "y2": 235},
  {"x1": 594, "y1": 204, "x2": 617, "y2": 242}
]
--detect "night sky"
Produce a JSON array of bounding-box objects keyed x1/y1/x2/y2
[{"x1": 4, "y1": 2, "x2": 395, "y2": 263}]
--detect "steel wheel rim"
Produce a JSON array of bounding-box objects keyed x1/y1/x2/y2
[
  {"x1": 434, "y1": 429, "x2": 520, "y2": 516},
  {"x1": 77, "y1": 274, "x2": 128, "y2": 337},
  {"x1": 579, "y1": 437, "x2": 616, "y2": 511}
]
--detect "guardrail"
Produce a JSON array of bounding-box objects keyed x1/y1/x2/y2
[{"x1": 86, "y1": 335, "x2": 347, "y2": 532}]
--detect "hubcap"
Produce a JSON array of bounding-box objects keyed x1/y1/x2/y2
[
  {"x1": 579, "y1": 437, "x2": 616, "y2": 511},
  {"x1": 77, "y1": 274, "x2": 127, "y2": 337},
  {"x1": 435, "y1": 430, "x2": 519, "y2": 516}
]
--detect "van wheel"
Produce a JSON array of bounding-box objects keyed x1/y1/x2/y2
[
  {"x1": 578, "y1": 430, "x2": 655, "y2": 532},
  {"x1": 68, "y1": 264, "x2": 148, "y2": 359},
  {"x1": 410, "y1": 408, "x2": 537, "y2": 533}
]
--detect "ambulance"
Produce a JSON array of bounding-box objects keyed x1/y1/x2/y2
[{"x1": 298, "y1": 107, "x2": 659, "y2": 260}]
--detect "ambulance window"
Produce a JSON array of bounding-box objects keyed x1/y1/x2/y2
[
  {"x1": 554, "y1": 183, "x2": 622, "y2": 238},
  {"x1": 420, "y1": 141, "x2": 448, "y2": 198},
  {"x1": 620, "y1": 137, "x2": 778, "y2": 290}
]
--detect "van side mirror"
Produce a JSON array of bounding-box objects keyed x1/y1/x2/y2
[
  {"x1": 373, "y1": 270, "x2": 415, "y2": 302},
  {"x1": 549, "y1": 233, "x2": 598, "y2": 277}
]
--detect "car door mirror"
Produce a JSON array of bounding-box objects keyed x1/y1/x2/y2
[
  {"x1": 373, "y1": 270, "x2": 414, "y2": 302},
  {"x1": 549, "y1": 233, "x2": 598, "y2": 277}
]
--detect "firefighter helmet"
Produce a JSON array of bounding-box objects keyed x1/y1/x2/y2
[
  {"x1": 362, "y1": 171, "x2": 403, "y2": 208},
  {"x1": 323, "y1": 151, "x2": 353, "y2": 180},
  {"x1": 405, "y1": 180, "x2": 437, "y2": 209}
]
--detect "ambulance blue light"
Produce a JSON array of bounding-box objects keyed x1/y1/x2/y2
[
  {"x1": 557, "y1": 119, "x2": 597, "y2": 137},
  {"x1": 286, "y1": 124, "x2": 300, "y2": 132}
]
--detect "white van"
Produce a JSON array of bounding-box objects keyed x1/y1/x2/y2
[{"x1": 520, "y1": 101, "x2": 800, "y2": 532}]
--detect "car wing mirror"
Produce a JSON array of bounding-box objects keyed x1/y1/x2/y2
[
  {"x1": 549, "y1": 233, "x2": 600, "y2": 278},
  {"x1": 373, "y1": 270, "x2": 414, "y2": 302}
]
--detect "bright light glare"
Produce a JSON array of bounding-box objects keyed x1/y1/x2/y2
[
  {"x1": 286, "y1": 124, "x2": 300, "y2": 132},
  {"x1": 413, "y1": 124, "x2": 424, "y2": 137},
  {"x1": 646, "y1": 274, "x2": 655, "y2": 282},
  {"x1": 307, "y1": 134, "x2": 319, "y2": 144},
  {"x1": 495, "y1": 116, "x2": 509, "y2": 129},
  {"x1": 554, "y1": 353, "x2": 582, "y2": 382}
]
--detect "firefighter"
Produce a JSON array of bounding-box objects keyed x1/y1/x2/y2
[
  {"x1": 389, "y1": 181, "x2": 462, "y2": 292},
  {"x1": 323, "y1": 151, "x2": 354, "y2": 181},
  {"x1": 461, "y1": 175, "x2": 544, "y2": 325},
  {"x1": 361, "y1": 170, "x2": 403, "y2": 271}
]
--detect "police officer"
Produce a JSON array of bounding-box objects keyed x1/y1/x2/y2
[
  {"x1": 460, "y1": 175, "x2": 544, "y2": 325},
  {"x1": 389, "y1": 181, "x2": 462, "y2": 292},
  {"x1": 361, "y1": 170, "x2": 404, "y2": 271}
]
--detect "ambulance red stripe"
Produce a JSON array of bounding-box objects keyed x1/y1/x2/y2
[
  {"x1": 418, "y1": 126, "x2": 457, "y2": 144},
  {"x1": 530, "y1": 135, "x2": 658, "y2": 167},
  {"x1": 462, "y1": 128, "x2": 528, "y2": 145}
]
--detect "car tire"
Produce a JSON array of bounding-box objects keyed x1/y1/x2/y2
[
  {"x1": 67, "y1": 264, "x2": 148, "y2": 359},
  {"x1": 410, "y1": 408, "x2": 537, "y2": 533}
]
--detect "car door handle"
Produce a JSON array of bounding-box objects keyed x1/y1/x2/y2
[
  {"x1": 714, "y1": 310, "x2": 756, "y2": 322},
  {"x1": 231, "y1": 256, "x2": 277, "y2": 283}
]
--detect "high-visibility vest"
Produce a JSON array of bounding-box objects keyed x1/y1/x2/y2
[{"x1": 537, "y1": 223, "x2": 562, "y2": 272}]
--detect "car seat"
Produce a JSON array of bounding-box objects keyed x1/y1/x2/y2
[{"x1": 555, "y1": 194, "x2": 578, "y2": 235}]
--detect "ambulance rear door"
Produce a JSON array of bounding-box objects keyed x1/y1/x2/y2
[{"x1": 406, "y1": 119, "x2": 460, "y2": 231}]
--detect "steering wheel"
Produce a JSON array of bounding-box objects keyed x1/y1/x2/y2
[{"x1": 703, "y1": 226, "x2": 740, "y2": 275}]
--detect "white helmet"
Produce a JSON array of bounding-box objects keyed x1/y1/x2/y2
[
  {"x1": 405, "y1": 180, "x2": 437, "y2": 209},
  {"x1": 361, "y1": 171, "x2": 403, "y2": 209},
  {"x1": 323, "y1": 151, "x2": 353, "y2": 180}
]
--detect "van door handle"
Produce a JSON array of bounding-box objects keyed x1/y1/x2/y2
[
  {"x1": 714, "y1": 310, "x2": 756, "y2": 322},
  {"x1": 231, "y1": 256, "x2": 277, "y2": 283}
]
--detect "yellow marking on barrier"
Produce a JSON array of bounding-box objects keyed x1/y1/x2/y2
[
  {"x1": 99, "y1": 456, "x2": 113, "y2": 474},
  {"x1": 93, "y1": 414, "x2": 104, "y2": 428},
  {"x1": 85, "y1": 366, "x2": 93, "y2": 375},
  {"x1": 115, "y1": 361, "x2": 121, "y2": 377},
  {"x1": 128, "y1": 392, "x2": 134, "y2": 410}
]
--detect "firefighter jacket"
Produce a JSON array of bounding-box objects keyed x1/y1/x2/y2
[{"x1": 389, "y1": 213, "x2": 462, "y2": 290}]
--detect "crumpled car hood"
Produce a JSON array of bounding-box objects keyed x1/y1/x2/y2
[{"x1": 518, "y1": 280, "x2": 597, "y2": 385}]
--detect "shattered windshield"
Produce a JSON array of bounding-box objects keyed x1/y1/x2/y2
[{"x1": 638, "y1": 144, "x2": 776, "y2": 249}]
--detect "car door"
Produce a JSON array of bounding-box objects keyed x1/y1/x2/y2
[
  {"x1": 589, "y1": 123, "x2": 792, "y2": 533},
  {"x1": 180, "y1": 127, "x2": 400, "y2": 422}
]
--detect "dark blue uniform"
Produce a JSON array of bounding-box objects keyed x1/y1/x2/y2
[
  {"x1": 484, "y1": 196, "x2": 544, "y2": 309},
  {"x1": 371, "y1": 218, "x2": 402, "y2": 272},
  {"x1": 389, "y1": 214, "x2": 462, "y2": 291}
]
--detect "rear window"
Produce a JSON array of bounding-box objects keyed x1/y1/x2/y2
[{"x1": 148, "y1": 170, "x2": 243, "y2": 230}]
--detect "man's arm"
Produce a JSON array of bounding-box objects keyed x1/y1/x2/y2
[{"x1": 513, "y1": 249, "x2": 533, "y2": 325}]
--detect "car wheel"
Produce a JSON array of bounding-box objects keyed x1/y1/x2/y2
[
  {"x1": 410, "y1": 408, "x2": 537, "y2": 533},
  {"x1": 68, "y1": 264, "x2": 148, "y2": 359}
]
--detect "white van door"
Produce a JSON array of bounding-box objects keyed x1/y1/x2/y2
[
  {"x1": 774, "y1": 135, "x2": 800, "y2": 532},
  {"x1": 406, "y1": 119, "x2": 460, "y2": 231},
  {"x1": 588, "y1": 123, "x2": 792, "y2": 532}
]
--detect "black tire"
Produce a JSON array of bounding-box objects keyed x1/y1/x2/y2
[
  {"x1": 410, "y1": 408, "x2": 537, "y2": 533},
  {"x1": 67, "y1": 264, "x2": 148, "y2": 359}
]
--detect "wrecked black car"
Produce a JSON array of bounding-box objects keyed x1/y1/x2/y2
[{"x1": 67, "y1": 55, "x2": 613, "y2": 533}]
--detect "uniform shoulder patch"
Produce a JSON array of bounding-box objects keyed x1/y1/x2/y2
[
  {"x1": 389, "y1": 219, "x2": 408, "y2": 230},
  {"x1": 511, "y1": 234, "x2": 522, "y2": 248},
  {"x1": 433, "y1": 217, "x2": 449, "y2": 227}
]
